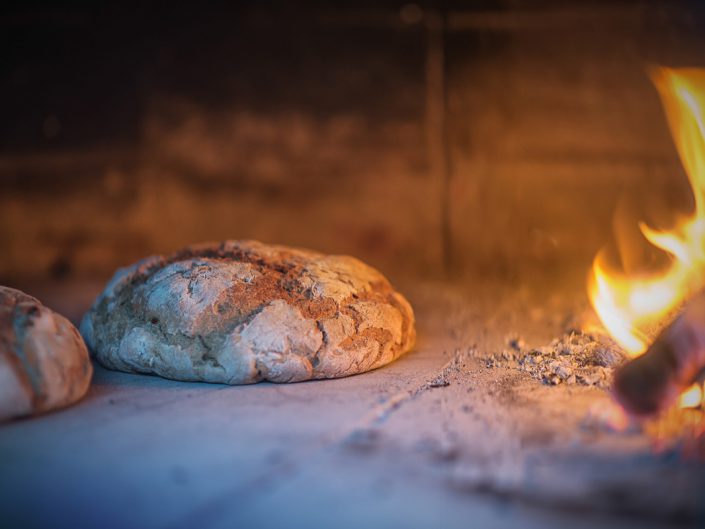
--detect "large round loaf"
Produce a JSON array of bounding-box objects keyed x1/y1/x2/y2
[
  {"x1": 0, "y1": 286, "x2": 92, "y2": 422},
  {"x1": 80, "y1": 240, "x2": 416, "y2": 384}
]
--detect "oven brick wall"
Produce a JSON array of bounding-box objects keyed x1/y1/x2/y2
[{"x1": 1, "y1": 1, "x2": 703, "y2": 283}]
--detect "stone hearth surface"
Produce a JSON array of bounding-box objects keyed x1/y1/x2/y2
[{"x1": 0, "y1": 277, "x2": 702, "y2": 529}]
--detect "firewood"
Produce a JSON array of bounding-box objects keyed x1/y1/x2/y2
[{"x1": 613, "y1": 290, "x2": 705, "y2": 416}]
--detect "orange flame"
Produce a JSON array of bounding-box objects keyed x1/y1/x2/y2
[{"x1": 588, "y1": 67, "x2": 705, "y2": 358}]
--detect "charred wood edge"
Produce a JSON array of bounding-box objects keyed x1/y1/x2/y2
[{"x1": 613, "y1": 291, "x2": 705, "y2": 417}]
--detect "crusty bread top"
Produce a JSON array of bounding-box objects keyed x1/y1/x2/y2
[
  {"x1": 1, "y1": 286, "x2": 92, "y2": 419},
  {"x1": 81, "y1": 240, "x2": 415, "y2": 384}
]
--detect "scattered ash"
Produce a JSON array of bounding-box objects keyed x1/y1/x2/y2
[{"x1": 486, "y1": 330, "x2": 628, "y2": 388}]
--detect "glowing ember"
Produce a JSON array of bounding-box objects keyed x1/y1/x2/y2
[{"x1": 589, "y1": 67, "x2": 705, "y2": 357}]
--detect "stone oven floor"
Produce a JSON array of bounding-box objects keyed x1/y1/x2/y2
[{"x1": 0, "y1": 278, "x2": 703, "y2": 529}]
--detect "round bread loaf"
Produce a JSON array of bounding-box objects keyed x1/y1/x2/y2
[
  {"x1": 0, "y1": 286, "x2": 92, "y2": 422},
  {"x1": 81, "y1": 240, "x2": 416, "y2": 384}
]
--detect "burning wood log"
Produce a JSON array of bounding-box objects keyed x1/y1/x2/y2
[{"x1": 613, "y1": 291, "x2": 705, "y2": 417}]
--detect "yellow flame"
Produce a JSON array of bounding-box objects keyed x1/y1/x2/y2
[
  {"x1": 678, "y1": 383, "x2": 703, "y2": 409},
  {"x1": 589, "y1": 67, "x2": 705, "y2": 356}
]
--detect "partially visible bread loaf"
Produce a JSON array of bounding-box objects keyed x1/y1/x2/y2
[
  {"x1": 81, "y1": 240, "x2": 416, "y2": 384},
  {"x1": 0, "y1": 286, "x2": 92, "y2": 422}
]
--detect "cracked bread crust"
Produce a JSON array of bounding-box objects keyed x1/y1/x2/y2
[
  {"x1": 0, "y1": 286, "x2": 92, "y2": 422},
  {"x1": 80, "y1": 240, "x2": 416, "y2": 384}
]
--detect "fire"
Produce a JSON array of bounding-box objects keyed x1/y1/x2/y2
[
  {"x1": 588, "y1": 67, "x2": 705, "y2": 358},
  {"x1": 679, "y1": 382, "x2": 704, "y2": 409}
]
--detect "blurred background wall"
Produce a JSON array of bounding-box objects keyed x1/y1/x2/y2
[{"x1": 1, "y1": 0, "x2": 704, "y2": 286}]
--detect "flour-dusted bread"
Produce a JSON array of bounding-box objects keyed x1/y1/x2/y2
[
  {"x1": 0, "y1": 287, "x2": 92, "y2": 422},
  {"x1": 81, "y1": 240, "x2": 416, "y2": 384}
]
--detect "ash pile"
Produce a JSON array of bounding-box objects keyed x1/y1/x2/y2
[{"x1": 487, "y1": 330, "x2": 627, "y2": 388}]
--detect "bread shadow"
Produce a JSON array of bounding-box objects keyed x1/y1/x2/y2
[{"x1": 90, "y1": 361, "x2": 242, "y2": 390}]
